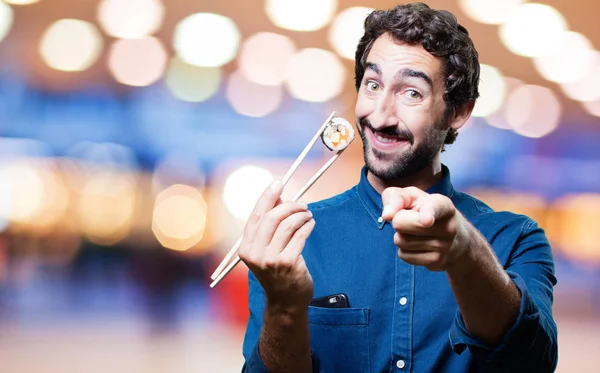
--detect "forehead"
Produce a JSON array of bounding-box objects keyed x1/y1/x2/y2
[{"x1": 365, "y1": 33, "x2": 443, "y2": 83}]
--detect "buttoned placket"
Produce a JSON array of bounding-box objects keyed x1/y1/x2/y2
[{"x1": 391, "y1": 237, "x2": 414, "y2": 372}]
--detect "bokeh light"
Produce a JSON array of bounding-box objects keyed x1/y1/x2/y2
[
  {"x1": 582, "y1": 100, "x2": 600, "y2": 118},
  {"x1": 0, "y1": 161, "x2": 68, "y2": 228},
  {"x1": 8, "y1": 163, "x2": 45, "y2": 224},
  {"x1": 152, "y1": 184, "x2": 208, "y2": 252},
  {"x1": 3, "y1": 0, "x2": 39, "y2": 4},
  {"x1": 97, "y1": 0, "x2": 164, "y2": 39},
  {"x1": 467, "y1": 188, "x2": 547, "y2": 227},
  {"x1": 285, "y1": 48, "x2": 346, "y2": 102},
  {"x1": 108, "y1": 37, "x2": 167, "y2": 87},
  {"x1": 328, "y1": 7, "x2": 374, "y2": 60},
  {"x1": 485, "y1": 77, "x2": 523, "y2": 130},
  {"x1": 459, "y1": 0, "x2": 524, "y2": 25},
  {"x1": 547, "y1": 194, "x2": 600, "y2": 263},
  {"x1": 226, "y1": 70, "x2": 283, "y2": 117},
  {"x1": 499, "y1": 3, "x2": 567, "y2": 58},
  {"x1": 39, "y1": 19, "x2": 103, "y2": 72},
  {"x1": 533, "y1": 32, "x2": 596, "y2": 84},
  {"x1": 0, "y1": 2, "x2": 14, "y2": 44},
  {"x1": 505, "y1": 84, "x2": 561, "y2": 138},
  {"x1": 76, "y1": 168, "x2": 137, "y2": 245},
  {"x1": 472, "y1": 64, "x2": 506, "y2": 117},
  {"x1": 173, "y1": 13, "x2": 240, "y2": 67},
  {"x1": 223, "y1": 166, "x2": 273, "y2": 220},
  {"x1": 238, "y1": 32, "x2": 296, "y2": 86},
  {"x1": 151, "y1": 152, "x2": 206, "y2": 196},
  {"x1": 560, "y1": 53, "x2": 600, "y2": 102},
  {"x1": 266, "y1": 0, "x2": 337, "y2": 32},
  {"x1": 164, "y1": 58, "x2": 221, "y2": 102}
]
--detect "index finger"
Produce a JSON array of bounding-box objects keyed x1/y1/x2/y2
[
  {"x1": 381, "y1": 186, "x2": 428, "y2": 221},
  {"x1": 243, "y1": 180, "x2": 284, "y2": 241}
]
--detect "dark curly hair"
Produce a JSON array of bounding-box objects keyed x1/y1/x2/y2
[{"x1": 355, "y1": 2, "x2": 480, "y2": 147}]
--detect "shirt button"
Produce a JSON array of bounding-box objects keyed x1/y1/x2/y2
[
  {"x1": 399, "y1": 297, "x2": 408, "y2": 306},
  {"x1": 396, "y1": 359, "x2": 405, "y2": 369},
  {"x1": 377, "y1": 216, "x2": 383, "y2": 223}
]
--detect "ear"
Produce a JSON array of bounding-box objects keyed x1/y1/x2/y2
[{"x1": 448, "y1": 99, "x2": 475, "y2": 131}]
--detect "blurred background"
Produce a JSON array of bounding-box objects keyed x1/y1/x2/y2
[{"x1": 0, "y1": 0, "x2": 598, "y2": 372}]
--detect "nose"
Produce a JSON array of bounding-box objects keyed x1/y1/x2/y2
[{"x1": 372, "y1": 90, "x2": 399, "y2": 129}]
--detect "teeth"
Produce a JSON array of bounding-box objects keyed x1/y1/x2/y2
[{"x1": 376, "y1": 134, "x2": 398, "y2": 143}]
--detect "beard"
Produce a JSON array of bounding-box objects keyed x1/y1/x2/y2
[{"x1": 358, "y1": 116, "x2": 448, "y2": 180}]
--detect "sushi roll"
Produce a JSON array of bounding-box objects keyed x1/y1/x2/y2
[{"x1": 321, "y1": 117, "x2": 355, "y2": 151}]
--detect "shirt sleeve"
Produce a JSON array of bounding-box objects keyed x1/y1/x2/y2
[
  {"x1": 448, "y1": 218, "x2": 558, "y2": 372},
  {"x1": 242, "y1": 271, "x2": 324, "y2": 373}
]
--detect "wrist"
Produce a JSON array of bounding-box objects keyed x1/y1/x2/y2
[
  {"x1": 266, "y1": 298, "x2": 309, "y2": 318},
  {"x1": 265, "y1": 301, "x2": 309, "y2": 330},
  {"x1": 446, "y1": 217, "x2": 479, "y2": 272}
]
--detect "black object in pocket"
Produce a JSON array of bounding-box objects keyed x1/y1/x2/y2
[{"x1": 310, "y1": 293, "x2": 349, "y2": 308}]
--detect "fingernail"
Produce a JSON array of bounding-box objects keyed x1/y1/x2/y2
[
  {"x1": 299, "y1": 202, "x2": 308, "y2": 209},
  {"x1": 382, "y1": 205, "x2": 392, "y2": 217},
  {"x1": 271, "y1": 180, "x2": 281, "y2": 190}
]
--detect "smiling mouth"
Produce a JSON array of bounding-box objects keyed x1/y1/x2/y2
[
  {"x1": 375, "y1": 132, "x2": 404, "y2": 143},
  {"x1": 367, "y1": 126, "x2": 411, "y2": 146}
]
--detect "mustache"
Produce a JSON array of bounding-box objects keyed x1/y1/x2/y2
[{"x1": 358, "y1": 118, "x2": 414, "y2": 144}]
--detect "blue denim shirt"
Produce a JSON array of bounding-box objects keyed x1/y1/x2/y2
[{"x1": 242, "y1": 165, "x2": 557, "y2": 373}]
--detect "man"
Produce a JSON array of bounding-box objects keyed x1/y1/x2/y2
[{"x1": 239, "y1": 3, "x2": 557, "y2": 372}]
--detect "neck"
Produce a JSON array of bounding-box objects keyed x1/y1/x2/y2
[{"x1": 366, "y1": 157, "x2": 443, "y2": 195}]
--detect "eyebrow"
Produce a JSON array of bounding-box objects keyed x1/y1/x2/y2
[
  {"x1": 365, "y1": 62, "x2": 381, "y2": 75},
  {"x1": 398, "y1": 68, "x2": 433, "y2": 90},
  {"x1": 365, "y1": 62, "x2": 433, "y2": 90}
]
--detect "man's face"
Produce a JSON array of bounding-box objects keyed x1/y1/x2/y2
[{"x1": 355, "y1": 33, "x2": 449, "y2": 180}]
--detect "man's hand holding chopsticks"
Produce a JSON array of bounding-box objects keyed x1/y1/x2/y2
[{"x1": 238, "y1": 180, "x2": 316, "y2": 312}]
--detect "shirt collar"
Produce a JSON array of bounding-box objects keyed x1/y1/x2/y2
[{"x1": 356, "y1": 164, "x2": 455, "y2": 229}]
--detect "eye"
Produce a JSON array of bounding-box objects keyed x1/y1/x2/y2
[
  {"x1": 365, "y1": 80, "x2": 380, "y2": 92},
  {"x1": 405, "y1": 89, "x2": 422, "y2": 100}
]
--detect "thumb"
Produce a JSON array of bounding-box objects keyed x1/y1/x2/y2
[
  {"x1": 418, "y1": 203, "x2": 436, "y2": 227},
  {"x1": 418, "y1": 195, "x2": 454, "y2": 227}
]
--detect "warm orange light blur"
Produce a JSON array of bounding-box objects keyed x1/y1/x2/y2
[
  {"x1": 0, "y1": 159, "x2": 70, "y2": 231},
  {"x1": 328, "y1": 7, "x2": 373, "y2": 60},
  {"x1": 226, "y1": 70, "x2": 283, "y2": 117},
  {"x1": 560, "y1": 52, "x2": 600, "y2": 103},
  {"x1": 173, "y1": 12, "x2": 240, "y2": 68},
  {"x1": 533, "y1": 32, "x2": 595, "y2": 84},
  {"x1": 108, "y1": 37, "x2": 167, "y2": 87},
  {"x1": 546, "y1": 194, "x2": 600, "y2": 263},
  {"x1": 222, "y1": 165, "x2": 274, "y2": 220},
  {"x1": 238, "y1": 32, "x2": 296, "y2": 86},
  {"x1": 75, "y1": 167, "x2": 138, "y2": 245},
  {"x1": 467, "y1": 188, "x2": 548, "y2": 228},
  {"x1": 265, "y1": 0, "x2": 337, "y2": 32},
  {"x1": 0, "y1": 2, "x2": 13, "y2": 44},
  {"x1": 499, "y1": 3, "x2": 567, "y2": 58},
  {"x1": 165, "y1": 58, "x2": 221, "y2": 102},
  {"x1": 39, "y1": 19, "x2": 103, "y2": 72},
  {"x1": 152, "y1": 184, "x2": 208, "y2": 252},
  {"x1": 485, "y1": 77, "x2": 523, "y2": 130},
  {"x1": 3, "y1": 0, "x2": 40, "y2": 4},
  {"x1": 582, "y1": 99, "x2": 600, "y2": 118},
  {"x1": 505, "y1": 84, "x2": 561, "y2": 138},
  {"x1": 472, "y1": 64, "x2": 507, "y2": 117},
  {"x1": 97, "y1": 0, "x2": 165, "y2": 39},
  {"x1": 459, "y1": 0, "x2": 524, "y2": 25},
  {"x1": 285, "y1": 48, "x2": 346, "y2": 102}
]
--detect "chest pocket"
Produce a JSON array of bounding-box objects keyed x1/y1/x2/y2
[{"x1": 308, "y1": 306, "x2": 370, "y2": 373}]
